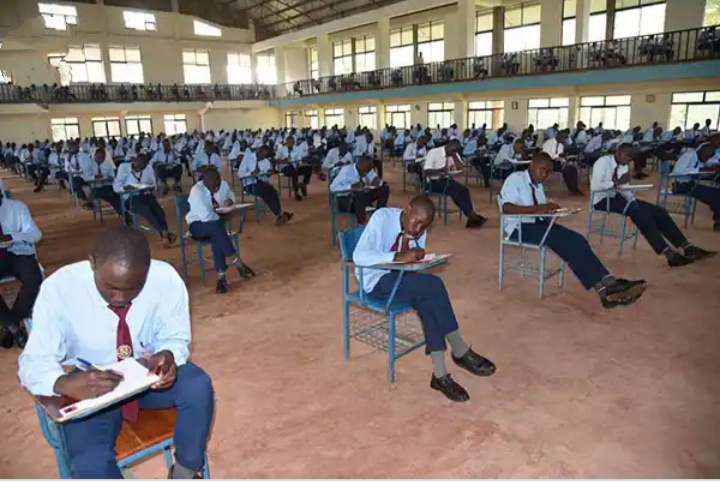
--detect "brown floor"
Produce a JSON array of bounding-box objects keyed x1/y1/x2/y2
[{"x1": 1, "y1": 161, "x2": 719, "y2": 479}]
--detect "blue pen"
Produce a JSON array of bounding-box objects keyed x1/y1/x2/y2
[{"x1": 77, "y1": 358, "x2": 106, "y2": 372}]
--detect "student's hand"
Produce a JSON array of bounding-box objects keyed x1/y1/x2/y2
[
  {"x1": 250, "y1": 170, "x2": 259, "y2": 177},
  {"x1": 540, "y1": 202, "x2": 561, "y2": 212},
  {"x1": 351, "y1": 181, "x2": 366, "y2": 190},
  {"x1": 147, "y1": 350, "x2": 177, "y2": 390},
  {"x1": 0, "y1": 234, "x2": 12, "y2": 243},
  {"x1": 123, "y1": 184, "x2": 136, "y2": 191},
  {"x1": 369, "y1": 177, "x2": 382, "y2": 187},
  {"x1": 95, "y1": 174, "x2": 102, "y2": 180},
  {"x1": 223, "y1": 199, "x2": 234, "y2": 207},
  {"x1": 395, "y1": 248, "x2": 425, "y2": 263},
  {"x1": 616, "y1": 172, "x2": 631, "y2": 185},
  {"x1": 53, "y1": 369, "x2": 125, "y2": 400}
]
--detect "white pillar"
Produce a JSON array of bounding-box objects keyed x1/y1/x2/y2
[
  {"x1": 540, "y1": 0, "x2": 563, "y2": 47},
  {"x1": 492, "y1": 7, "x2": 504, "y2": 55},
  {"x1": 452, "y1": 0, "x2": 476, "y2": 59},
  {"x1": 171, "y1": 0, "x2": 179, "y2": 12},
  {"x1": 575, "y1": 0, "x2": 591, "y2": 44},
  {"x1": 317, "y1": 33, "x2": 332, "y2": 77},
  {"x1": 376, "y1": 17, "x2": 390, "y2": 69},
  {"x1": 453, "y1": 100, "x2": 466, "y2": 130},
  {"x1": 664, "y1": 0, "x2": 706, "y2": 32}
]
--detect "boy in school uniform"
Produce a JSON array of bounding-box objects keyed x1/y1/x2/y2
[
  {"x1": 353, "y1": 196, "x2": 496, "y2": 402},
  {"x1": 187, "y1": 168, "x2": 255, "y2": 294},
  {"x1": 500, "y1": 152, "x2": 648, "y2": 307},
  {"x1": 274, "y1": 135, "x2": 313, "y2": 201},
  {"x1": 114, "y1": 154, "x2": 176, "y2": 245},
  {"x1": 150, "y1": 140, "x2": 183, "y2": 195},
  {"x1": 74, "y1": 148, "x2": 123, "y2": 215},
  {"x1": 591, "y1": 143, "x2": 716, "y2": 265},
  {"x1": 191, "y1": 141, "x2": 222, "y2": 174},
  {"x1": 19, "y1": 227, "x2": 214, "y2": 479},
  {"x1": 238, "y1": 146, "x2": 293, "y2": 226},
  {"x1": 0, "y1": 180, "x2": 42, "y2": 348},
  {"x1": 541, "y1": 129, "x2": 583, "y2": 195},
  {"x1": 671, "y1": 143, "x2": 720, "y2": 231},
  {"x1": 403, "y1": 136, "x2": 428, "y2": 179},
  {"x1": 422, "y1": 140, "x2": 488, "y2": 229},
  {"x1": 329, "y1": 155, "x2": 390, "y2": 225}
]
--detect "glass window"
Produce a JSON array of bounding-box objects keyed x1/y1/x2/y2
[
  {"x1": 504, "y1": 2, "x2": 541, "y2": 52},
  {"x1": 256, "y1": 52, "x2": 277, "y2": 85},
  {"x1": 417, "y1": 22, "x2": 444, "y2": 63},
  {"x1": 333, "y1": 39, "x2": 354, "y2": 75},
  {"x1": 123, "y1": 11, "x2": 156, "y2": 31},
  {"x1": 528, "y1": 97, "x2": 569, "y2": 128},
  {"x1": 468, "y1": 100, "x2": 505, "y2": 130},
  {"x1": 355, "y1": 35, "x2": 376, "y2": 73},
  {"x1": 324, "y1": 108, "x2": 345, "y2": 127},
  {"x1": 193, "y1": 19, "x2": 221, "y2": 37},
  {"x1": 109, "y1": 46, "x2": 144, "y2": 84},
  {"x1": 358, "y1": 106, "x2": 377, "y2": 129},
  {"x1": 125, "y1": 115, "x2": 153, "y2": 136},
  {"x1": 92, "y1": 117, "x2": 122, "y2": 138},
  {"x1": 385, "y1": 104, "x2": 412, "y2": 129},
  {"x1": 562, "y1": 0, "x2": 576, "y2": 46},
  {"x1": 704, "y1": 0, "x2": 720, "y2": 26},
  {"x1": 390, "y1": 26, "x2": 415, "y2": 68},
  {"x1": 670, "y1": 91, "x2": 720, "y2": 130},
  {"x1": 285, "y1": 111, "x2": 300, "y2": 128},
  {"x1": 579, "y1": 95, "x2": 631, "y2": 130},
  {"x1": 51, "y1": 117, "x2": 80, "y2": 142},
  {"x1": 475, "y1": 10, "x2": 494, "y2": 56},
  {"x1": 304, "y1": 109, "x2": 318, "y2": 129},
  {"x1": 428, "y1": 102, "x2": 455, "y2": 128},
  {"x1": 65, "y1": 44, "x2": 105, "y2": 83},
  {"x1": 589, "y1": 13, "x2": 607, "y2": 42},
  {"x1": 613, "y1": 1, "x2": 665, "y2": 39},
  {"x1": 227, "y1": 52, "x2": 252, "y2": 84},
  {"x1": 308, "y1": 46, "x2": 319, "y2": 79},
  {"x1": 183, "y1": 49, "x2": 211, "y2": 84},
  {"x1": 38, "y1": 3, "x2": 77, "y2": 31},
  {"x1": 164, "y1": 114, "x2": 187, "y2": 136}
]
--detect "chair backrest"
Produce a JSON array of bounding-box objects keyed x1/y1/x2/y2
[
  {"x1": 174, "y1": 194, "x2": 190, "y2": 233},
  {"x1": 4, "y1": 190, "x2": 11, "y2": 199},
  {"x1": 338, "y1": 226, "x2": 365, "y2": 260}
]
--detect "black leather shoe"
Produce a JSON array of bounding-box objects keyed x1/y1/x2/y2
[
  {"x1": 300, "y1": 183, "x2": 308, "y2": 197},
  {"x1": 430, "y1": 374, "x2": 469, "y2": 402},
  {"x1": 0, "y1": 326, "x2": 13, "y2": 349},
  {"x1": 601, "y1": 280, "x2": 646, "y2": 308},
  {"x1": 667, "y1": 252, "x2": 694, "y2": 267},
  {"x1": 466, "y1": 215, "x2": 488, "y2": 229},
  {"x1": 683, "y1": 245, "x2": 717, "y2": 261},
  {"x1": 215, "y1": 276, "x2": 228, "y2": 294},
  {"x1": 294, "y1": 193, "x2": 303, "y2": 202},
  {"x1": 452, "y1": 348, "x2": 496, "y2": 376}
]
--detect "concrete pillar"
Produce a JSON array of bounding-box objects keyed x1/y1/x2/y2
[
  {"x1": 540, "y1": 0, "x2": 563, "y2": 47},
  {"x1": 209, "y1": 48, "x2": 227, "y2": 84},
  {"x1": 171, "y1": 0, "x2": 179, "y2": 12},
  {"x1": 275, "y1": 46, "x2": 286, "y2": 85},
  {"x1": 664, "y1": 0, "x2": 705, "y2": 32},
  {"x1": 377, "y1": 104, "x2": 386, "y2": 132},
  {"x1": 283, "y1": 46, "x2": 308, "y2": 83},
  {"x1": 504, "y1": 98, "x2": 528, "y2": 132},
  {"x1": 451, "y1": 0, "x2": 476, "y2": 59},
  {"x1": 345, "y1": 107, "x2": 359, "y2": 129},
  {"x1": 575, "y1": 0, "x2": 591, "y2": 44},
  {"x1": 317, "y1": 33, "x2": 332, "y2": 78},
  {"x1": 453, "y1": 100, "x2": 466, "y2": 130},
  {"x1": 376, "y1": 17, "x2": 390, "y2": 69},
  {"x1": 492, "y1": 7, "x2": 504, "y2": 55}
]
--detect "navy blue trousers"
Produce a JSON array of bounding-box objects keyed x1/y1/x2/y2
[
  {"x1": 370, "y1": 272, "x2": 459, "y2": 353},
  {"x1": 512, "y1": 222, "x2": 608, "y2": 289},
  {"x1": 62, "y1": 362, "x2": 214, "y2": 479},
  {"x1": 126, "y1": 194, "x2": 169, "y2": 233},
  {"x1": 675, "y1": 182, "x2": 720, "y2": 223},
  {"x1": 189, "y1": 219, "x2": 236, "y2": 271},
  {"x1": 428, "y1": 178, "x2": 474, "y2": 218}
]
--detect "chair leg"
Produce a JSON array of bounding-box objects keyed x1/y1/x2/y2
[
  {"x1": 163, "y1": 446, "x2": 173, "y2": 469},
  {"x1": 559, "y1": 260, "x2": 566, "y2": 287},
  {"x1": 388, "y1": 313, "x2": 396, "y2": 384},
  {"x1": 196, "y1": 243, "x2": 205, "y2": 285},
  {"x1": 343, "y1": 301, "x2": 350, "y2": 360},
  {"x1": 498, "y1": 241, "x2": 504, "y2": 290},
  {"x1": 539, "y1": 247, "x2": 546, "y2": 300},
  {"x1": 618, "y1": 216, "x2": 628, "y2": 257},
  {"x1": 180, "y1": 243, "x2": 188, "y2": 280}
]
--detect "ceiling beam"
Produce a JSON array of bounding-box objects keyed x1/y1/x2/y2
[{"x1": 261, "y1": 0, "x2": 361, "y2": 29}]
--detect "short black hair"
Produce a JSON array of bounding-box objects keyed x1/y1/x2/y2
[
  {"x1": 533, "y1": 151, "x2": 553, "y2": 165},
  {"x1": 92, "y1": 226, "x2": 151, "y2": 270},
  {"x1": 409, "y1": 195, "x2": 436, "y2": 222},
  {"x1": 698, "y1": 143, "x2": 716, "y2": 161},
  {"x1": 616, "y1": 143, "x2": 634, "y2": 154}
]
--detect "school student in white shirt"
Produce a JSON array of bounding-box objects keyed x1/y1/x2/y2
[
  {"x1": 274, "y1": 135, "x2": 313, "y2": 201},
  {"x1": 186, "y1": 168, "x2": 255, "y2": 293},
  {"x1": 329, "y1": 155, "x2": 389, "y2": 225},
  {"x1": 353, "y1": 196, "x2": 496, "y2": 402},
  {"x1": 19, "y1": 227, "x2": 214, "y2": 479},
  {"x1": 114, "y1": 154, "x2": 176, "y2": 245},
  {"x1": 671, "y1": 144, "x2": 720, "y2": 231},
  {"x1": 423, "y1": 140, "x2": 488, "y2": 228},
  {"x1": 500, "y1": 152, "x2": 647, "y2": 308},
  {"x1": 541, "y1": 129, "x2": 583, "y2": 195},
  {"x1": 238, "y1": 146, "x2": 292, "y2": 226},
  {"x1": 591, "y1": 143, "x2": 715, "y2": 265},
  {"x1": 191, "y1": 141, "x2": 222, "y2": 174},
  {"x1": 73, "y1": 147, "x2": 123, "y2": 215},
  {"x1": 150, "y1": 140, "x2": 183, "y2": 195},
  {"x1": 403, "y1": 136, "x2": 428, "y2": 180},
  {"x1": 0, "y1": 181, "x2": 42, "y2": 348}
]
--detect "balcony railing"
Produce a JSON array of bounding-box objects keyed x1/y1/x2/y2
[
  {"x1": 283, "y1": 24, "x2": 720, "y2": 98},
  {"x1": 0, "y1": 25, "x2": 718, "y2": 106}
]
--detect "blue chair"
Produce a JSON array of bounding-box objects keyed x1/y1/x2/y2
[
  {"x1": 174, "y1": 194, "x2": 245, "y2": 285},
  {"x1": 422, "y1": 175, "x2": 462, "y2": 225},
  {"x1": 401, "y1": 160, "x2": 422, "y2": 194},
  {"x1": 4, "y1": 190, "x2": 11, "y2": 199},
  {"x1": 276, "y1": 170, "x2": 293, "y2": 198},
  {"x1": 238, "y1": 176, "x2": 270, "y2": 222},
  {"x1": 338, "y1": 227, "x2": 424, "y2": 383},
  {"x1": 586, "y1": 190, "x2": 639, "y2": 257},
  {"x1": 656, "y1": 160, "x2": 697, "y2": 228}
]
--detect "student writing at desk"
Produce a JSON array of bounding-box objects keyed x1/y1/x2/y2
[
  {"x1": 274, "y1": 135, "x2": 312, "y2": 201},
  {"x1": 73, "y1": 147, "x2": 122, "y2": 215},
  {"x1": 329, "y1": 155, "x2": 389, "y2": 226},
  {"x1": 671, "y1": 143, "x2": 720, "y2": 232},
  {"x1": 187, "y1": 168, "x2": 256, "y2": 294},
  {"x1": 500, "y1": 152, "x2": 647, "y2": 308},
  {"x1": 423, "y1": 140, "x2": 488, "y2": 229},
  {"x1": 591, "y1": 143, "x2": 716, "y2": 266},
  {"x1": 18, "y1": 227, "x2": 214, "y2": 479},
  {"x1": 353, "y1": 196, "x2": 496, "y2": 402},
  {"x1": 150, "y1": 139, "x2": 183, "y2": 196},
  {"x1": 238, "y1": 146, "x2": 293, "y2": 226}
]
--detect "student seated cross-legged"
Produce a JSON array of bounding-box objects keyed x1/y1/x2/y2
[
  {"x1": 238, "y1": 145, "x2": 293, "y2": 226},
  {"x1": 18, "y1": 227, "x2": 214, "y2": 479},
  {"x1": 591, "y1": 143, "x2": 716, "y2": 266},
  {"x1": 329, "y1": 155, "x2": 390, "y2": 226},
  {"x1": 113, "y1": 153, "x2": 176, "y2": 245},
  {"x1": 187, "y1": 167, "x2": 256, "y2": 294},
  {"x1": 500, "y1": 152, "x2": 648, "y2": 308},
  {"x1": 353, "y1": 196, "x2": 496, "y2": 402}
]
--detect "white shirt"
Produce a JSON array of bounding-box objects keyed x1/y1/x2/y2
[
  {"x1": 329, "y1": 164, "x2": 378, "y2": 193},
  {"x1": 192, "y1": 152, "x2": 222, "y2": 172},
  {"x1": 642, "y1": 128, "x2": 655, "y2": 143},
  {"x1": 403, "y1": 143, "x2": 426, "y2": 161},
  {"x1": 575, "y1": 130, "x2": 588, "y2": 145},
  {"x1": 590, "y1": 154, "x2": 633, "y2": 205},
  {"x1": 113, "y1": 163, "x2": 156, "y2": 194},
  {"x1": 494, "y1": 143, "x2": 518, "y2": 165},
  {"x1": 150, "y1": 149, "x2": 178, "y2": 167},
  {"x1": 584, "y1": 135, "x2": 603, "y2": 153},
  {"x1": 352, "y1": 208, "x2": 427, "y2": 293},
  {"x1": 541, "y1": 138, "x2": 564, "y2": 160},
  {"x1": 19, "y1": 260, "x2": 190, "y2": 397},
  {"x1": 498, "y1": 170, "x2": 548, "y2": 236},
  {"x1": 79, "y1": 155, "x2": 114, "y2": 182},
  {"x1": 238, "y1": 152, "x2": 273, "y2": 187},
  {"x1": 186, "y1": 180, "x2": 235, "y2": 225},
  {"x1": 0, "y1": 198, "x2": 42, "y2": 256},
  {"x1": 423, "y1": 146, "x2": 457, "y2": 171},
  {"x1": 394, "y1": 134, "x2": 407, "y2": 147},
  {"x1": 323, "y1": 148, "x2": 353, "y2": 169},
  {"x1": 228, "y1": 141, "x2": 242, "y2": 160},
  {"x1": 671, "y1": 150, "x2": 701, "y2": 183}
]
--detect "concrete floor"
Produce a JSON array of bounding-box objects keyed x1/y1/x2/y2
[{"x1": 0, "y1": 161, "x2": 718, "y2": 478}]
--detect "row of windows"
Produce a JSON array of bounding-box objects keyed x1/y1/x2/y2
[
  {"x1": 282, "y1": 91, "x2": 719, "y2": 132},
  {"x1": 38, "y1": 2, "x2": 222, "y2": 36},
  {"x1": 50, "y1": 114, "x2": 189, "y2": 142}
]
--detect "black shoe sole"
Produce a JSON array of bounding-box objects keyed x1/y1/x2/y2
[{"x1": 430, "y1": 380, "x2": 470, "y2": 402}]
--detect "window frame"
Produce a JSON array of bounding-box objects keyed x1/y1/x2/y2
[
  {"x1": 255, "y1": 52, "x2": 277, "y2": 85},
  {"x1": 527, "y1": 97, "x2": 570, "y2": 129},
  {"x1": 125, "y1": 115, "x2": 153, "y2": 137},
  {"x1": 227, "y1": 51, "x2": 253, "y2": 84},
  {"x1": 50, "y1": 117, "x2": 80, "y2": 142},
  {"x1": 669, "y1": 90, "x2": 720, "y2": 130},
  {"x1": 384, "y1": 104, "x2": 412, "y2": 129},
  {"x1": 91, "y1": 117, "x2": 122, "y2": 138},
  {"x1": 182, "y1": 49, "x2": 211, "y2": 85},
  {"x1": 193, "y1": 19, "x2": 222, "y2": 37},
  {"x1": 612, "y1": 0, "x2": 666, "y2": 39},
  {"x1": 427, "y1": 102, "x2": 455, "y2": 129},
  {"x1": 503, "y1": 2, "x2": 542, "y2": 53},
  {"x1": 109, "y1": 46, "x2": 144, "y2": 84},
  {"x1": 123, "y1": 10, "x2": 156, "y2": 32},
  {"x1": 38, "y1": 3, "x2": 78, "y2": 31},
  {"x1": 416, "y1": 21, "x2": 445, "y2": 63},
  {"x1": 358, "y1": 106, "x2": 378, "y2": 130},
  {"x1": 308, "y1": 46, "x2": 319, "y2": 79},
  {"x1": 285, "y1": 111, "x2": 300, "y2": 128},
  {"x1": 65, "y1": 44, "x2": 106, "y2": 84},
  {"x1": 163, "y1": 114, "x2": 187, "y2": 136},
  {"x1": 475, "y1": 10, "x2": 494, "y2": 56},
  {"x1": 304, "y1": 109, "x2": 319, "y2": 129},
  {"x1": 578, "y1": 94, "x2": 631, "y2": 130},
  {"x1": 324, "y1": 108, "x2": 345, "y2": 127},
  {"x1": 467, "y1": 100, "x2": 505, "y2": 130}
]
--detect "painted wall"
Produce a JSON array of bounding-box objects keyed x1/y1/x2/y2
[{"x1": 202, "y1": 106, "x2": 281, "y2": 131}]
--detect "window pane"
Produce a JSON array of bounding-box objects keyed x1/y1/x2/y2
[
  {"x1": 84, "y1": 44, "x2": 102, "y2": 61},
  {"x1": 390, "y1": 45, "x2": 414, "y2": 67},
  {"x1": 551, "y1": 97, "x2": 569, "y2": 107},
  {"x1": 591, "y1": 0, "x2": 607, "y2": 13},
  {"x1": 639, "y1": 3, "x2": 665, "y2": 36},
  {"x1": 606, "y1": 95, "x2": 631, "y2": 105},
  {"x1": 401, "y1": 28, "x2": 413, "y2": 45},
  {"x1": 126, "y1": 48, "x2": 141, "y2": 63},
  {"x1": 562, "y1": 18, "x2": 576, "y2": 46},
  {"x1": 65, "y1": 47, "x2": 84, "y2": 62},
  {"x1": 418, "y1": 24, "x2": 430, "y2": 42},
  {"x1": 182, "y1": 51, "x2": 195, "y2": 64},
  {"x1": 366, "y1": 36, "x2": 375, "y2": 51},
  {"x1": 432, "y1": 23, "x2": 444, "y2": 39},
  {"x1": 87, "y1": 62, "x2": 105, "y2": 82},
  {"x1": 475, "y1": 32, "x2": 493, "y2": 56},
  {"x1": 504, "y1": 24, "x2": 540, "y2": 52},
  {"x1": 673, "y1": 92, "x2": 704, "y2": 103},
  {"x1": 564, "y1": 0, "x2": 577, "y2": 17},
  {"x1": 524, "y1": 4, "x2": 542, "y2": 24},
  {"x1": 588, "y1": 13, "x2": 606, "y2": 42},
  {"x1": 529, "y1": 98, "x2": 549, "y2": 108},
  {"x1": 390, "y1": 30, "x2": 401, "y2": 47},
  {"x1": 109, "y1": 47, "x2": 125, "y2": 62},
  {"x1": 581, "y1": 96, "x2": 605, "y2": 106},
  {"x1": 505, "y1": 6, "x2": 522, "y2": 27},
  {"x1": 196, "y1": 51, "x2": 210, "y2": 65},
  {"x1": 687, "y1": 104, "x2": 720, "y2": 129},
  {"x1": 476, "y1": 12, "x2": 493, "y2": 32},
  {"x1": 706, "y1": 91, "x2": 720, "y2": 102},
  {"x1": 616, "y1": 0, "x2": 640, "y2": 7}
]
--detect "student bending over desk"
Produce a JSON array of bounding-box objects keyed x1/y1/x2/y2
[
  {"x1": 329, "y1": 155, "x2": 389, "y2": 226},
  {"x1": 500, "y1": 152, "x2": 647, "y2": 308},
  {"x1": 18, "y1": 227, "x2": 214, "y2": 479},
  {"x1": 353, "y1": 196, "x2": 496, "y2": 402}
]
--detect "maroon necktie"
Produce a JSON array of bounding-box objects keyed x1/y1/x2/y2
[
  {"x1": 390, "y1": 232, "x2": 403, "y2": 251},
  {"x1": 211, "y1": 194, "x2": 219, "y2": 210},
  {"x1": 108, "y1": 303, "x2": 139, "y2": 422},
  {"x1": 0, "y1": 221, "x2": 7, "y2": 259},
  {"x1": 612, "y1": 164, "x2": 619, "y2": 184},
  {"x1": 529, "y1": 183, "x2": 539, "y2": 206}
]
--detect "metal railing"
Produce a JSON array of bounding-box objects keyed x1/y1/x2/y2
[{"x1": 283, "y1": 24, "x2": 720, "y2": 98}]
